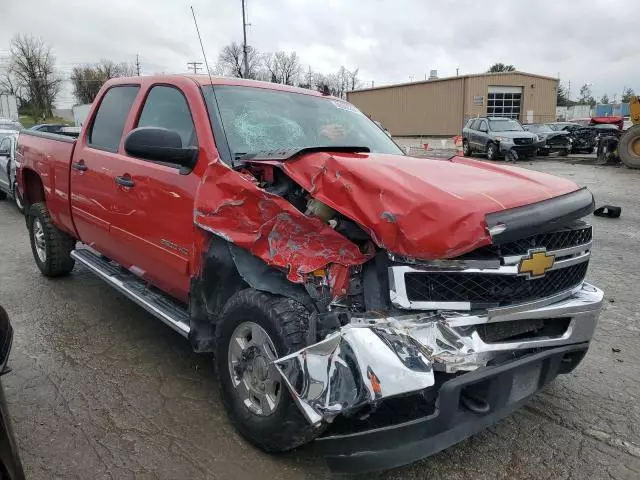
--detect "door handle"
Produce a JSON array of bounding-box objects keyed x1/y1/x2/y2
[
  {"x1": 115, "y1": 175, "x2": 135, "y2": 187},
  {"x1": 71, "y1": 160, "x2": 87, "y2": 171}
]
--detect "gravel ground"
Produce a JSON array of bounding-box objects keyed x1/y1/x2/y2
[{"x1": 0, "y1": 160, "x2": 639, "y2": 480}]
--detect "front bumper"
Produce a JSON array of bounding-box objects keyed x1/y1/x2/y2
[
  {"x1": 498, "y1": 142, "x2": 537, "y2": 156},
  {"x1": 314, "y1": 342, "x2": 589, "y2": 473},
  {"x1": 275, "y1": 283, "x2": 602, "y2": 470}
]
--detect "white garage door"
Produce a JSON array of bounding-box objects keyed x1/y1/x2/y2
[{"x1": 487, "y1": 86, "x2": 523, "y2": 119}]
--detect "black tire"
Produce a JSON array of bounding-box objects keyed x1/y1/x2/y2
[
  {"x1": 28, "y1": 202, "x2": 76, "y2": 277},
  {"x1": 486, "y1": 142, "x2": 497, "y2": 160},
  {"x1": 12, "y1": 183, "x2": 24, "y2": 214},
  {"x1": 462, "y1": 139, "x2": 472, "y2": 156},
  {"x1": 560, "y1": 148, "x2": 569, "y2": 157},
  {"x1": 619, "y1": 124, "x2": 640, "y2": 169},
  {"x1": 0, "y1": 190, "x2": 6, "y2": 200},
  {"x1": 215, "y1": 289, "x2": 322, "y2": 452}
]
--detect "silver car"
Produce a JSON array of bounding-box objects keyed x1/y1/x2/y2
[{"x1": 0, "y1": 131, "x2": 23, "y2": 213}]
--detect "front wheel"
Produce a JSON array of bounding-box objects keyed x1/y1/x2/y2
[
  {"x1": 462, "y1": 139, "x2": 472, "y2": 156},
  {"x1": 28, "y1": 202, "x2": 76, "y2": 277},
  {"x1": 486, "y1": 142, "x2": 498, "y2": 160},
  {"x1": 560, "y1": 148, "x2": 569, "y2": 157},
  {"x1": 215, "y1": 289, "x2": 322, "y2": 452}
]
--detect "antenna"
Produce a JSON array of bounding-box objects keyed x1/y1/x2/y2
[{"x1": 190, "y1": 5, "x2": 214, "y2": 87}]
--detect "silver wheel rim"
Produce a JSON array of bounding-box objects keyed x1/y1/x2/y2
[
  {"x1": 488, "y1": 145, "x2": 495, "y2": 159},
  {"x1": 463, "y1": 141, "x2": 469, "y2": 155},
  {"x1": 33, "y1": 218, "x2": 47, "y2": 263},
  {"x1": 228, "y1": 321, "x2": 281, "y2": 416}
]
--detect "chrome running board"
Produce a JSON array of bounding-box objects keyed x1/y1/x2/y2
[{"x1": 71, "y1": 247, "x2": 190, "y2": 338}]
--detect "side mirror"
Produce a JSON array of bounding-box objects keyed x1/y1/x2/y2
[
  {"x1": 124, "y1": 127, "x2": 198, "y2": 170},
  {"x1": 0, "y1": 306, "x2": 13, "y2": 376}
]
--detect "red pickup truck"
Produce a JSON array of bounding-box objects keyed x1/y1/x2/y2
[{"x1": 17, "y1": 75, "x2": 603, "y2": 473}]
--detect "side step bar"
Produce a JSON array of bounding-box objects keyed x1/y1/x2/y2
[{"x1": 71, "y1": 248, "x2": 191, "y2": 338}]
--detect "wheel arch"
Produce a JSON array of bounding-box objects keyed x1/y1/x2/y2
[
  {"x1": 21, "y1": 168, "x2": 45, "y2": 210},
  {"x1": 188, "y1": 235, "x2": 314, "y2": 352}
]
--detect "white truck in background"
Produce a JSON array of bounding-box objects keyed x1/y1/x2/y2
[{"x1": 0, "y1": 94, "x2": 18, "y2": 121}]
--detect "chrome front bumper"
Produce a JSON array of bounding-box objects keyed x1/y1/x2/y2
[{"x1": 275, "y1": 283, "x2": 603, "y2": 425}]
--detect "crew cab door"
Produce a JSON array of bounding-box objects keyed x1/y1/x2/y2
[
  {"x1": 108, "y1": 83, "x2": 201, "y2": 300},
  {"x1": 70, "y1": 84, "x2": 141, "y2": 259}
]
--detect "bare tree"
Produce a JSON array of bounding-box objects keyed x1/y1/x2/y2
[
  {"x1": 348, "y1": 68, "x2": 360, "y2": 91},
  {"x1": 217, "y1": 42, "x2": 261, "y2": 79},
  {"x1": 71, "y1": 60, "x2": 136, "y2": 104},
  {"x1": 487, "y1": 63, "x2": 516, "y2": 73},
  {"x1": 4, "y1": 34, "x2": 61, "y2": 119}
]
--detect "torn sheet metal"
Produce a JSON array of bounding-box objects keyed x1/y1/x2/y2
[
  {"x1": 194, "y1": 160, "x2": 371, "y2": 295},
  {"x1": 279, "y1": 152, "x2": 581, "y2": 259}
]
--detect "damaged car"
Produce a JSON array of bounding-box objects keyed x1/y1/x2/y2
[
  {"x1": 462, "y1": 116, "x2": 537, "y2": 160},
  {"x1": 523, "y1": 123, "x2": 570, "y2": 156},
  {"x1": 16, "y1": 75, "x2": 602, "y2": 473}
]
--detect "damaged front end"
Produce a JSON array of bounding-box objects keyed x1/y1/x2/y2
[{"x1": 275, "y1": 283, "x2": 602, "y2": 425}]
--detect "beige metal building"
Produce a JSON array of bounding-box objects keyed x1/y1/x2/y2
[{"x1": 347, "y1": 71, "x2": 559, "y2": 137}]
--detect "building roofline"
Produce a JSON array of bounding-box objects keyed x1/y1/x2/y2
[{"x1": 349, "y1": 71, "x2": 559, "y2": 94}]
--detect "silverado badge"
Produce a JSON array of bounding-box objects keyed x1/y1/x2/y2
[{"x1": 518, "y1": 249, "x2": 555, "y2": 279}]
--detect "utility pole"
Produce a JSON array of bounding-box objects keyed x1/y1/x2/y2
[
  {"x1": 241, "y1": 0, "x2": 249, "y2": 78},
  {"x1": 135, "y1": 54, "x2": 141, "y2": 76},
  {"x1": 567, "y1": 80, "x2": 571, "y2": 103},
  {"x1": 187, "y1": 61, "x2": 203, "y2": 74}
]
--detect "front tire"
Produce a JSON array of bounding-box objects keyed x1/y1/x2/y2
[
  {"x1": 486, "y1": 142, "x2": 498, "y2": 160},
  {"x1": 560, "y1": 148, "x2": 569, "y2": 157},
  {"x1": 28, "y1": 202, "x2": 76, "y2": 277},
  {"x1": 215, "y1": 289, "x2": 322, "y2": 452},
  {"x1": 462, "y1": 139, "x2": 472, "y2": 156}
]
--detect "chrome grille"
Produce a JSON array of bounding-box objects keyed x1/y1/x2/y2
[
  {"x1": 389, "y1": 225, "x2": 592, "y2": 310},
  {"x1": 404, "y1": 262, "x2": 588, "y2": 306}
]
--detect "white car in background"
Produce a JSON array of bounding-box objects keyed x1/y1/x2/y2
[{"x1": 0, "y1": 131, "x2": 24, "y2": 213}]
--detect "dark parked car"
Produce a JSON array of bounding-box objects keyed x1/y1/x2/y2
[
  {"x1": 462, "y1": 117, "x2": 537, "y2": 160},
  {"x1": 547, "y1": 123, "x2": 596, "y2": 154},
  {"x1": 29, "y1": 123, "x2": 67, "y2": 133},
  {"x1": 0, "y1": 306, "x2": 26, "y2": 480},
  {"x1": 523, "y1": 123, "x2": 570, "y2": 156}
]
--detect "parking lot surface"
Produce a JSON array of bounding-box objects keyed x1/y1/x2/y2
[{"x1": 0, "y1": 159, "x2": 639, "y2": 480}]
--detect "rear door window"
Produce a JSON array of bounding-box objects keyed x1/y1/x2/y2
[
  {"x1": 137, "y1": 85, "x2": 197, "y2": 147},
  {"x1": 89, "y1": 86, "x2": 140, "y2": 152},
  {"x1": 470, "y1": 119, "x2": 480, "y2": 130}
]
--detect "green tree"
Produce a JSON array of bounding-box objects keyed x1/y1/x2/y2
[
  {"x1": 600, "y1": 93, "x2": 610, "y2": 104},
  {"x1": 487, "y1": 63, "x2": 516, "y2": 73},
  {"x1": 622, "y1": 87, "x2": 635, "y2": 103},
  {"x1": 557, "y1": 82, "x2": 570, "y2": 106}
]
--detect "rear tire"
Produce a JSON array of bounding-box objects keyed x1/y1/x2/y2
[
  {"x1": 215, "y1": 289, "x2": 322, "y2": 452},
  {"x1": 486, "y1": 142, "x2": 497, "y2": 160},
  {"x1": 0, "y1": 190, "x2": 6, "y2": 200},
  {"x1": 12, "y1": 183, "x2": 24, "y2": 214},
  {"x1": 28, "y1": 202, "x2": 76, "y2": 277}
]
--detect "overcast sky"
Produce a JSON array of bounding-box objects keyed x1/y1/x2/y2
[{"x1": 1, "y1": 0, "x2": 639, "y2": 108}]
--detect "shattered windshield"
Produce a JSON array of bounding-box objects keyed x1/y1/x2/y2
[
  {"x1": 204, "y1": 85, "x2": 403, "y2": 161},
  {"x1": 488, "y1": 118, "x2": 523, "y2": 131}
]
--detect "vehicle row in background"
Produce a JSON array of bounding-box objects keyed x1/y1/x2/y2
[{"x1": 462, "y1": 116, "x2": 537, "y2": 160}]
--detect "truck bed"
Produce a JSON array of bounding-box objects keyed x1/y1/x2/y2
[{"x1": 17, "y1": 130, "x2": 77, "y2": 236}]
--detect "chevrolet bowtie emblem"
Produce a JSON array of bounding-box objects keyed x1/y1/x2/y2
[{"x1": 518, "y1": 249, "x2": 555, "y2": 279}]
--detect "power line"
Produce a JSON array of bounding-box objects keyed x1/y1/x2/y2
[{"x1": 186, "y1": 61, "x2": 203, "y2": 74}]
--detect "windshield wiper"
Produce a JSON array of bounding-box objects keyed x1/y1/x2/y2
[{"x1": 234, "y1": 146, "x2": 370, "y2": 164}]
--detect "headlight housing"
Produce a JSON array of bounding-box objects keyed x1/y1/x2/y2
[{"x1": 495, "y1": 136, "x2": 513, "y2": 142}]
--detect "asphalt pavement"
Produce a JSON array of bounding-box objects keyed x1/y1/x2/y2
[{"x1": 0, "y1": 159, "x2": 639, "y2": 480}]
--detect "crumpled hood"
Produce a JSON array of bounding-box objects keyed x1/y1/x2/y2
[{"x1": 280, "y1": 152, "x2": 580, "y2": 259}]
